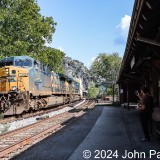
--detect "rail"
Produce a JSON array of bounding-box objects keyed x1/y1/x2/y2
[{"x1": 0, "y1": 100, "x2": 95, "y2": 159}]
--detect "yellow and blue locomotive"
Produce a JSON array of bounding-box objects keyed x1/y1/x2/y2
[{"x1": 0, "y1": 56, "x2": 81, "y2": 115}]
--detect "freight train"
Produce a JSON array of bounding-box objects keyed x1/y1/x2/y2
[{"x1": 0, "y1": 56, "x2": 81, "y2": 116}]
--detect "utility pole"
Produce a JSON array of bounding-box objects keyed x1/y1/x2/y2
[{"x1": 112, "y1": 83, "x2": 114, "y2": 104}]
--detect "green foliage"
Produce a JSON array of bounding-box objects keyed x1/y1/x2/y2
[
  {"x1": 0, "y1": 0, "x2": 65, "y2": 72},
  {"x1": 106, "y1": 87, "x2": 113, "y2": 95},
  {"x1": 87, "y1": 84, "x2": 100, "y2": 99},
  {"x1": 89, "y1": 53, "x2": 121, "y2": 96},
  {"x1": 37, "y1": 47, "x2": 65, "y2": 73},
  {"x1": 90, "y1": 53, "x2": 122, "y2": 83},
  {"x1": 103, "y1": 84, "x2": 119, "y2": 98}
]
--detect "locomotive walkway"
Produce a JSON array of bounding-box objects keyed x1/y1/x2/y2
[{"x1": 12, "y1": 105, "x2": 160, "y2": 160}]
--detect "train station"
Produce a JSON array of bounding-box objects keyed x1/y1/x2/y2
[
  {"x1": 0, "y1": 0, "x2": 160, "y2": 160},
  {"x1": 9, "y1": 104, "x2": 159, "y2": 160}
]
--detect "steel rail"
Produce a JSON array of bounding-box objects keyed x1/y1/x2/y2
[{"x1": 0, "y1": 100, "x2": 95, "y2": 159}]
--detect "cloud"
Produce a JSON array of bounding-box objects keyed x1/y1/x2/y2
[
  {"x1": 86, "y1": 57, "x2": 96, "y2": 68},
  {"x1": 91, "y1": 57, "x2": 96, "y2": 63},
  {"x1": 58, "y1": 46, "x2": 64, "y2": 52},
  {"x1": 116, "y1": 15, "x2": 131, "y2": 36},
  {"x1": 114, "y1": 15, "x2": 131, "y2": 45}
]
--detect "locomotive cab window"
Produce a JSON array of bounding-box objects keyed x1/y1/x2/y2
[
  {"x1": 15, "y1": 59, "x2": 32, "y2": 67},
  {"x1": 34, "y1": 61, "x2": 39, "y2": 70},
  {"x1": 0, "y1": 61, "x2": 13, "y2": 67},
  {"x1": 42, "y1": 65, "x2": 45, "y2": 72},
  {"x1": 47, "y1": 66, "x2": 51, "y2": 73},
  {"x1": 23, "y1": 59, "x2": 32, "y2": 67},
  {"x1": 40, "y1": 64, "x2": 43, "y2": 71},
  {"x1": 15, "y1": 59, "x2": 23, "y2": 66}
]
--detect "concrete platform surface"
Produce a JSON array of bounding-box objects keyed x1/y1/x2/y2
[{"x1": 12, "y1": 106, "x2": 160, "y2": 160}]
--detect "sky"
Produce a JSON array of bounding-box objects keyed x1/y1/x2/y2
[{"x1": 37, "y1": 0, "x2": 134, "y2": 68}]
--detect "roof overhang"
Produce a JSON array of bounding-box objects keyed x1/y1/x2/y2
[{"x1": 118, "y1": 0, "x2": 160, "y2": 83}]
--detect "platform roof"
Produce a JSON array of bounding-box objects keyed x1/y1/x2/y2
[{"x1": 118, "y1": 0, "x2": 160, "y2": 83}]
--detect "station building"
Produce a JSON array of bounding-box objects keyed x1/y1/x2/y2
[{"x1": 117, "y1": 0, "x2": 160, "y2": 109}]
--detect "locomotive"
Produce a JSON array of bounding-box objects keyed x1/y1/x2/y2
[{"x1": 0, "y1": 56, "x2": 81, "y2": 116}]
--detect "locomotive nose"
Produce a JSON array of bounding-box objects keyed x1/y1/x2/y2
[
  {"x1": 0, "y1": 66, "x2": 29, "y2": 93},
  {"x1": 0, "y1": 66, "x2": 29, "y2": 115}
]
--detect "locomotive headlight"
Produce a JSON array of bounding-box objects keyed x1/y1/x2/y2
[
  {"x1": 12, "y1": 86, "x2": 17, "y2": 91},
  {"x1": 5, "y1": 68, "x2": 9, "y2": 74}
]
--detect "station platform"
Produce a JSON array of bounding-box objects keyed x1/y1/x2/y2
[{"x1": 12, "y1": 105, "x2": 160, "y2": 160}]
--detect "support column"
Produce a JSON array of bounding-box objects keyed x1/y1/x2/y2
[{"x1": 127, "y1": 80, "x2": 129, "y2": 110}]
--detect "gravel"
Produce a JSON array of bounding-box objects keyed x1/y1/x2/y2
[{"x1": 0, "y1": 100, "x2": 85, "y2": 134}]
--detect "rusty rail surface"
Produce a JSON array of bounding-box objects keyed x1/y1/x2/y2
[{"x1": 0, "y1": 100, "x2": 95, "y2": 159}]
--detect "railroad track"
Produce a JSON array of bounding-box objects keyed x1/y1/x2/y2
[
  {"x1": 0, "y1": 100, "x2": 83, "y2": 125},
  {"x1": 0, "y1": 100, "x2": 95, "y2": 160},
  {"x1": 0, "y1": 100, "x2": 86, "y2": 135}
]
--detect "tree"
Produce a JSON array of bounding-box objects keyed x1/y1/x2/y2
[
  {"x1": 38, "y1": 47, "x2": 65, "y2": 73},
  {"x1": 0, "y1": 0, "x2": 65, "y2": 72},
  {"x1": 89, "y1": 53, "x2": 122, "y2": 97},
  {"x1": 90, "y1": 53, "x2": 122, "y2": 84},
  {"x1": 87, "y1": 84, "x2": 100, "y2": 99}
]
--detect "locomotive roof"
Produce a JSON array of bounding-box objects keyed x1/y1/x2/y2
[
  {"x1": 0, "y1": 56, "x2": 80, "y2": 84},
  {"x1": 0, "y1": 56, "x2": 34, "y2": 62}
]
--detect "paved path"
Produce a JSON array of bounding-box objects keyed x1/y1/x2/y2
[{"x1": 12, "y1": 106, "x2": 160, "y2": 160}]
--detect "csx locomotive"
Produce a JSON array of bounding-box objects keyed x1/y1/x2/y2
[{"x1": 0, "y1": 56, "x2": 81, "y2": 116}]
